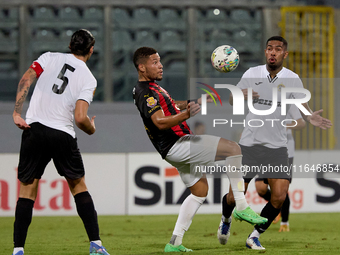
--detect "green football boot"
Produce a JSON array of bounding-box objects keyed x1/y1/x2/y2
[
  {"x1": 164, "y1": 243, "x2": 193, "y2": 252},
  {"x1": 233, "y1": 206, "x2": 268, "y2": 225}
]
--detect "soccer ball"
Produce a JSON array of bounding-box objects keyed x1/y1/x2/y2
[{"x1": 211, "y1": 45, "x2": 239, "y2": 73}]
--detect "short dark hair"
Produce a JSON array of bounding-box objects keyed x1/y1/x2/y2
[
  {"x1": 69, "y1": 29, "x2": 95, "y2": 56},
  {"x1": 266, "y1": 36, "x2": 288, "y2": 50},
  {"x1": 133, "y1": 47, "x2": 157, "y2": 70}
]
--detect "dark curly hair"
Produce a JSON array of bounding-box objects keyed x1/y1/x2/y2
[
  {"x1": 69, "y1": 29, "x2": 95, "y2": 56},
  {"x1": 266, "y1": 36, "x2": 288, "y2": 50},
  {"x1": 133, "y1": 47, "x2": 157, "y2": 70}
]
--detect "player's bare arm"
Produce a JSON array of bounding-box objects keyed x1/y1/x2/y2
[
  {"x1": 174, "y1": 100, "x2": 189, "y2": 110},
  {"x1": 151, "y1": 102, "x2": 200, "y2": 130},
  {"x1": 286, "y1": 118, "x2": 306, "y2": 130},
  {"x1": 175, "y1": 94, "x2": 216, "y2": 110},
  {"x1": 197, "y1": 93, "x2": 217, "y2": 104},
  {"x1": 13, "y1": 68, "x2": 37, "y2": 130},
  {"x1": 74, "y1": 100, "x2": 96, "y2": 135},
  {"x1": 301, "y1": 103, "x2": 332, "y2": 130},
  {"x1": 229, "y1": 88, "x2": 259, "y2": 105}
]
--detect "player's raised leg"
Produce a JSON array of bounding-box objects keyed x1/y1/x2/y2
[
  {"x1": 164, "y1": 177, "x2": 208, "y2": 252},
  {"x1": 215, "y1": 138, "x2": 267, "y2": 225}
]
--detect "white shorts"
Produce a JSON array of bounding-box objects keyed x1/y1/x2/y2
[{"x1": 165, "y1": 135, "x2": 220, "y2": 187}]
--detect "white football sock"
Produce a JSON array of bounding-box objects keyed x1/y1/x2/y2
[
  {"x1": 171, "y1": 194, "x2": 206, "y2": 245},
  {"x1": 225, "y1": 155, "x2": 248, "y2": 211},
  {"x1": 249, "y1": 229, "x2": 261, "y2": 239},
  {"x1": 91, "y1": 240, "x2": 102, "y2": 246},
  {"x1": 13, "y1": 248, "x2": 24, "y2": 254},
  {"x1": 221, "y1": 215, "x2": 232, "y2": 223}
]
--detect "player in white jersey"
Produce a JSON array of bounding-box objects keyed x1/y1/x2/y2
[
  {"x1": 217, "y1": 36, "x2": 332, "y2": 250},
  {"x1": 12, "y1": 29, "x2": 109, "y2": 255},
  {"x1": 255, "y1": 105, "x2": 305, "y2": 232}
]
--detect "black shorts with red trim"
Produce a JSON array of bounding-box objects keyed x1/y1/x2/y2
[
  {"x1": 18, "y1": 122, "x2": 85, "y2": 183},
  {"x1": 240, "y1": 144, "x2": 291, "y2": 183}
]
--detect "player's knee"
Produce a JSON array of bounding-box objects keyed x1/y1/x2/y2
[
  {"x1": 271, "y1": 194, "x2": 287, "y2": 209},
  {"x1": 192, "y1": 188, "x2": 208, "y2": 197},
  {"x1": 197, "y1": 184, "x2": 208, "y2": 197},
  {"x1": 216, "y1": 139, "x2": 241, "y2": 160},
  {"x1": 229, "y1": 141, "x2": 241, "y2": 156},
  {"x1": 190, "y1": 178, "x2": 209, "y2": 197},
  {"x1": 257, "y1": 189, "x2": 267, "y2": 198}
]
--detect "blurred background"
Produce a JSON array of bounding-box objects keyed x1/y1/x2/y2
[
  {"x1": 0, "y1": 0, "x2": 339, "y2": 217},
  {"x1": 1, "y1": 0, "x2": 340, "y2": 153}
]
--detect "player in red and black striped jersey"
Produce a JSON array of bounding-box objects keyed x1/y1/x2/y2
[
  {"x1": 133, "y1": 47, "x2": 267, "y2": 253},
  {"x1": 133, "y1": 80, "x2": 192, "y2": 158}
]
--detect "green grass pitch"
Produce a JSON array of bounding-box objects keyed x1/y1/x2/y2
[{"x1": 1, "y1": 213, "x2": 339, "y2": 254}]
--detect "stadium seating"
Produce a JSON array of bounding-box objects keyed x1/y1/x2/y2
[
  {"x1": 0, "y1": 7, "x2": 18, "y2": 20},
  {"x1": 33, "y1": 6, "x2": 56, "y2": 20},
  {"x1": 167, "y1": 61, "x2": 186, "y2": 72},
  {"x1": 35, "y1": 29, "x2": 56, "y2": 40},
  {"x1": 112, "y1": 8, "x2": 131, "y2": 29},
  {"x1": 59, "y1": 6, "x2": 81, "y2": 20},
  {"x1": 112, "y1": 30, "x2": 133, "y2": 51},
  {"x1": 134, "y1": 30, "x2": 158, "y2": 49},
  {"x1": 206, "y1": 8, "x2": 229, "y2": 21},
  {"x1": 132, "y1": 8, "x2": 156, "y2": 29},
  {"x1": 0, "y1": 29, "x2": 18, "y2": 52},
  {"x1": 158, "y1": 8, "x2": 185, "y2": 30},
  {"x1": 83, "y1": 7, "x2": 103, "y2": 20},
  {"x1": 0, "y1": 4, "x2": 266, "y2": 102},
  {"x1": 160, "y1": 30, "x2": 186, "y2": 52}
]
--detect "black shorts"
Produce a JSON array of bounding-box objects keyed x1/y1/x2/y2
[
  {"x1": 18, "y1": 122, "x2": 85, "y2": 183},
  {"x1": 255, "y1": 157, "x2": 294, "y2": 184},
  {"x1": 240, "y1": 144, "x2": 291, "y2": 183}
]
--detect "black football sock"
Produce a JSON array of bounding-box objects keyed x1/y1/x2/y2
[
  {"x1": 74, "y1": 191, "x2": 100, "y2": 241},
  {"x1": 255, "y1": 201, "x2": 281, "y2": 234},
  {"x1": 260, "y1": 189, "x2": 271, "y2": 202},
  {"x1": 13, "y1": 198, "x2": 35, "y2": 247},
  {"x1": 281, "y1": 194, "x2": 290, "y2": 222},
  {"x1": 222, "y1": 193, "x2": 235, "y2": 220}
]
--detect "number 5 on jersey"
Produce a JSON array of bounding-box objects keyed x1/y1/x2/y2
[{"x1": 52, "y1": 64, "x2": 75, "y2": 94}]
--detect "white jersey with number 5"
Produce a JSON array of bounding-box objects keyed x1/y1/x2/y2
[
  {"x1": 237, "y1": 64, "x2": 305, "y2": 148},
  {"x1": 26, "y1": 52, "x2": 96, "y2": 138}
]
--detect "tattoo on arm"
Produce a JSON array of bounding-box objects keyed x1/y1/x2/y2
[{"x1": 14, "y1": 69, "x2": 36, "y2": 114}]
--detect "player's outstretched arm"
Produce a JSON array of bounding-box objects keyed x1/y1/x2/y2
[
  {"x1": 175, "y1": 94, "x2": 216, "y2": 110},
  {"x1": 229, "y1": 89, "x2": 259, "y2": 105},
  {"x1": 286, "y1": 118, "x2": 306, "y2": 130},
  {"x1": 13, "y1": 68, "x2": 37, "y2": 130},
  {"x1": 74, "y1": 100, "x2": 96, "y2": 135},
  {"x1": 301, "y1": 103, "x2": 332, "y2": 130},
  {"x1": 197, "y1": 93, "x2": 217, "y2": 104},
  {"x1": 174, "y1": 100, "x2": 189, "y2": 110},
  {"x1": 151, "y1": 102, "x2": 200, "y2": 130}
]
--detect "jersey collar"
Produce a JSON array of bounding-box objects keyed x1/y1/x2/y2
[{"x1": 264, "y1": 65, "x2": 285, "y2": 83}]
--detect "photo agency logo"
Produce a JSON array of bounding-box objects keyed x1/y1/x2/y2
[
  {"x1": 199, "y1": 83, "x2": 312, "y2": 128},
  {"x1": 196, "y1": 82, "x2": 222, "y2": 115}
]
